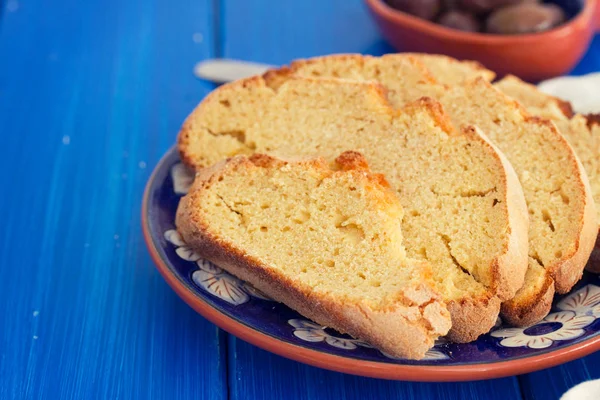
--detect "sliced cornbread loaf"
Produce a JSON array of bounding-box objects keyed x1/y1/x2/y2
[
  {"x1": 179, "y1": 74, "x2": 529, "y2": 341},
  {"x1": 288, "y1": 54, "x2": 597, "y2": 326},
  {"x1": 496, "y1": 76, "x2": 600, "y2": 274},
  {"x1": 176, "y1": 152, "x2": 452, "y2": 359}
]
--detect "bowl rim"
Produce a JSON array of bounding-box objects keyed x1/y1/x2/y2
[
  {"x1": 365, "y1": 0, "x2": 596, "y2": 44},
  {"x1": 142, "y1": 146, "x2": 600, "y2": 382}
]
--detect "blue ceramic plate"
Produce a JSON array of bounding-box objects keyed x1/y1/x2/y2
[{"x1": 143, "y1": 147, "x2": 600, "y2": 381}]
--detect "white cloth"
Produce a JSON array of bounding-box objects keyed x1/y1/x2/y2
[
  {"x1": 561, "y1": 379, "x2": 600, "y2": 400},
  {"x1": 193, "y1": 59, "x2": 273, "y2": 84},
  {"x1": 538, "y1": 72, "x2": 600, "y2": 114}
]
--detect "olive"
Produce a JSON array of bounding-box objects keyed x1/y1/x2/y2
[
  {"x1": 458, "y1": 0, "x2": 494, "y2": 14},
  {"x1": 486, "y1": 3, "x2": 566, "y2": 35},
  {"x1": 459, "y1": 0, "x2": 539, "y2": 14},
  {"x1": 385, "y1": 0, "x2": 442, "y2": 21},
  {"x1": 438, "y1": 11, "x2": 481, "y2": 32},
  {"x1": 442, "y1": 0, "x2": 461, "y2": 11}
]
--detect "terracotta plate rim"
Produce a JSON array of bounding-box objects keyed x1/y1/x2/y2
[{"x1": 142, "y1": 146, "x2": 600, "y2": 382}]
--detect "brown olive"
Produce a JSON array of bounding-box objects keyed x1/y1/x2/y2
[
  {"x1": 459, "y1": 0, "x2": 539, "y2": 14},
  {"x1": 458, "y1": 0, "x2": 494, "y2": 14},
  {"x1": 438, "y1": 11, "x2": 481, "y2": 32},
  {"x1": 385, "y1": 0, "x2": 442, "y2": 21},
  {"x1": 442, "y1": 0, "x2": 461, "y2": 11},
  {"x1": 486, "y1": 3, "x2": 566, "y2": 35}
]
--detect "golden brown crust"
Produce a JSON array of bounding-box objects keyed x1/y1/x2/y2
[
  {"x1": 176, "y1": 154, "x2": 451, "y2": 359},
  {"x1": 446, "y1": 295, "x2": 501, "y2": 342},
  {"x1": 501, "y1": 271, "x2": 554, "y2": 327},
  {"x1": 585, "y1": 113, "x2": 600, "y2": 129},
  {"x1": 262, "y1": 67, "x2": 296, "y2": 90},
  {"x1": 334, "y1": 150, "x2": 371, "y2": 171},
  {"x1": 405, "y1": 96, "x2": 459, "y2": 136},
  {"x1": 587, "y1": 235, "x2": 600, "y2": 273},
  {"x1": 177, "y1": 128, "x2": 198, "y2": 168},
  {"x1": 556, "y1": 99, "x2": 575, "y2": 119}
]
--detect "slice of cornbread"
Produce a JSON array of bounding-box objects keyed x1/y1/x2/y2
[
  {"x1": 496, "y1": 75, "x2": 600, "y2": 274},
  {"x1": 176, "y1": 152, "x2": 451, "y2": 359}
]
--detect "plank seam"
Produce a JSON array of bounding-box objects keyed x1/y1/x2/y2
[
  {"x1": 212, "y1": 4, "x2": 227, "y2": 398},
  {"x1": 212, "y1": 0, "x2": 222, "y2": 58},
  {"x1": 518, "y1": 375, "x2": 530, "y2": 400}
]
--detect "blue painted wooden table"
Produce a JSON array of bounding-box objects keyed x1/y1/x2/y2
[{"x1": 0, "y1": 1, "x2": 598, "y2": 399}]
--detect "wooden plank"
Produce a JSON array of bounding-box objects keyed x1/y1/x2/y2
[
  {"x1": 571, "y1": 35, "x2": 600, "y2": 76},
  {"x1": 0, "y1": 0, "x2": 226, "y2": 399},
  {"x1": 220, "y1": 0, "x2": 395, "y2": 66},
  {"x1": 229, "y1": 338, "x2": 522, "y2": 400},
  {"x1": 519, "y1": 354, "x2": 599, "y2": 400}
]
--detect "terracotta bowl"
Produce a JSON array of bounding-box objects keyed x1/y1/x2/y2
[{"x1": 365, "y1": 0, "x2": 599, "y2": 82}]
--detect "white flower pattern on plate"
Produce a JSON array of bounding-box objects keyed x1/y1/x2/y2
[
  {"x1": 164, "y1": 230, "x2": 202, "y2": 261},
  {"x1": 164, "y1": 229, "x2": 272, "y2": 305},
  {"x1": 171, "y1": 163, "x2": 195, "y2": 195},
  {"x1": 381, "y1": 348, "x2": 449, "y2": 361},
  {"x1": 241, "y1": 282, "x2": 272, "y2": 301},
  {"x1": 557, "y1": 284, "x2": 600, "y2": 318},
  {"x1": 289, "y1": 319, "x2": 369, "y2": 350},
  {"x1": 288, "y1": 319, "x2": 449, "y2": 360},
  {"x1": 491, "y1": 310, "x2": 595, "y2": 349},
  {"x1": 192, "y1": 261, "x2": 249, "y2": 305}
]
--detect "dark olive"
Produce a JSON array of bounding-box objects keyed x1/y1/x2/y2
[
  {"x1": 437, "y1": 11, "x2": 481, "y2": 32},
  {"x1": 545, "y1": 4, "x2": 567, "y2": 26},
  {"x1": 459, "y1": 0, "x2": 539, "y2": 14},
  {"x1": 458, "y1": 0, "x2": 494, "y2": 14},
  {"x1": 442, "y1": 0, "x2": 461, "y2": 11},
  {"x1": 385, "y1": 0, "x2": 442, "y2": 21},
  {"x1": 486, "y1": 3, "x2": 566, "y2": 35}
]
